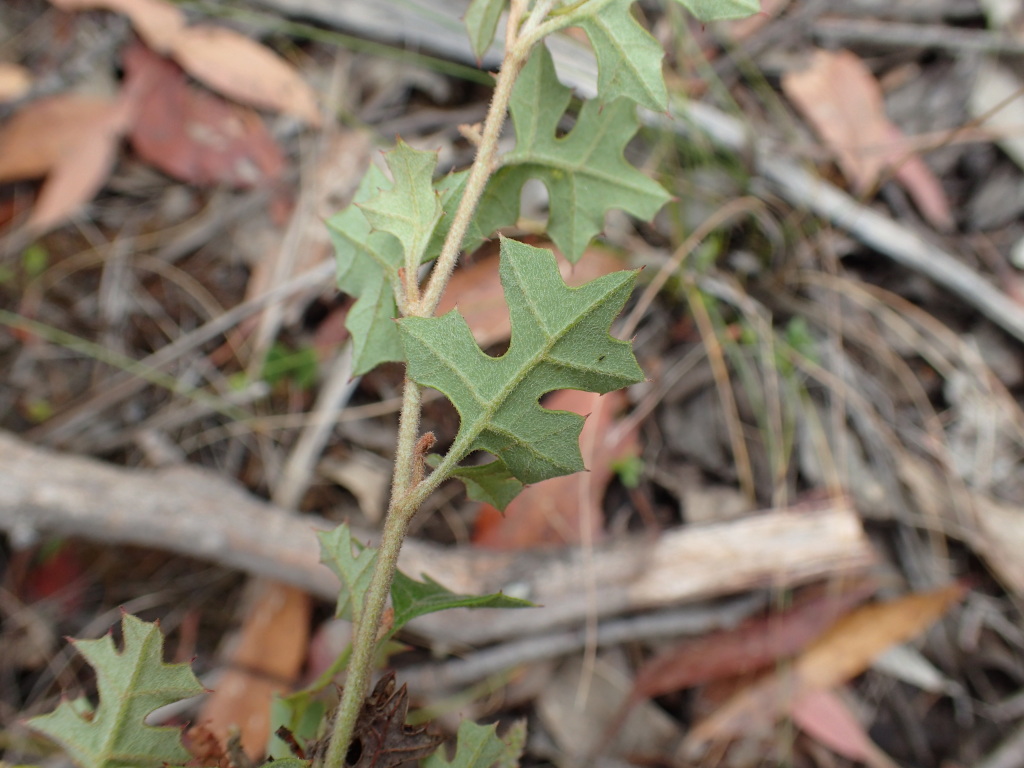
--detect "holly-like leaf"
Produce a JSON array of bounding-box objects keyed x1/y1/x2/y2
[
  {"x1": 359, "y1": 141, "x2": 443, "y2": 271},
  {"x1": 390, "y1": 571, "x2": 532, "y2": 632},
  {"x1": 465, "y1": 0, "x2": 505, "y2": 61},
  {"x1": 424, "y1": 720, "x2": 524, "y2": 768},
  {"x1": 673, "y1": 0, "x2": 761, "y2": 21},
  {"x1": 476, "y1": 45, "x2": 670, "y2": 262},
  {"x1": 399, "y1": 238, "x2": 643, "y2": 485},
  {"x1": 318, "y1": 524, "x2": 377, "y2": 625},
  {"x1": 27, "y1": 614, "x2": 204, "y2": 768},
  {"x1": 328, "y1": 164, "x2": 405, "y2": 375},
  {"x1": 451, "y1": 460, "x2": 524, "y2": 512},
  {"x1": 576, "y1": 0, "x2": 667, "y2": 111}
]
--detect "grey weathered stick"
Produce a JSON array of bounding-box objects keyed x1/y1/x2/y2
[{"x1": 0, "y1": 430, "x2": 874, "y2": 644}]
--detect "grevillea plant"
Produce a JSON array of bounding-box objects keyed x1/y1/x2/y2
[{"x1": 27, "y1": 0, "x2": 758, "y2": 766}]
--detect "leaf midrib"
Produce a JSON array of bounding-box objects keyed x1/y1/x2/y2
[{"x1": 440, "y1": 272, "x2": 625, "y2": 467}]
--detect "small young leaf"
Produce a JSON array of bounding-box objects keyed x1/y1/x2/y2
[
  {"x1": 576, "y1": 0, "x2": 667, "y2": 110},
  {"x1": 390, "y1": 571, "x2": 532, "y2": 632},
  {"x1": 359, "y1": 141, "x2": 443, "y2": 270},
  {"x1": 464, "y1": 0, "x2": 505, "y2": 60},
  {"x1": 673, "y1": 0, "x2": 761, "y2": 22},
  {"x1": 27, "y1": 614, "x2": 205, "y2": 768},
  {"x1": 451, "y1": 460, "x2": 524, "y2": 512},
  {"x1": 318, "y1": 525, "x2": 378, "y2": 625},
  {"x1": 328, "y1": 164, "x2": 405, "y2": 375},
  {"x1": 424, "y1": 720, "x2": 522, "y2": 768},
  {"x1": 399, "y1": 238, "x2": 643, "y2": 485},
  {"x1": 476, "y1": 45, "x2": 670, "y2": 262}
]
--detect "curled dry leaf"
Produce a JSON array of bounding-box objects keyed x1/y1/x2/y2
[
  {"x1": 170, "y1": 25, "x2": 321, "y2": 126},
  {"x1": 782, "y1": 48, "x2": 953, "y2": 231},
  {"x1": 342, "y1": 671, "x2": 443, "y2": 768},
  {"x1": 47, "y1": 0, "x2": 185, "y2": 52},
  {"x1": 123, "y1": 43, "x2": 285, "y2": 188}
]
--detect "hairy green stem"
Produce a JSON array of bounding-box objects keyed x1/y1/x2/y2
[
  {"x1": 319, "y1": 486, "x2": 418, "y2": 768},
  {"x1": 415, "y1": 0, "x2": 557, "y2": 317}
]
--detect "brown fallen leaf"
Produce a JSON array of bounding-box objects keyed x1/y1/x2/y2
[
  {"x1": 0, "y1": 63, "x2": 32, "y2": 103},
  {"x1": 48, "y1": 0, "x2": 319, "y2": 124},
  {"x1": 782, "y1": 48, "x2": 954, "y2": 231},
  {"x1": 682, "y1": 582, "x2": 968, "y2": 755},
  {"x1": 791, "y1": 688, "x2": 899, "y2": 768},
  {"x1": 629, "y1": 580, "x2": 876, "y2": 702},
  {"x1": 0, "y1": 92, "x2": 136, "y2": 233},
  {"x1": 196, "y1": 582, "x2": 312, "y2": 760},
  {"x1": 48, "y1": 0, "x2": 185, "y2": 52},
  {"x1": 473, "y1": 388, "x2": 637, "y2": 549},
  {"x1": 123, "y1": 43, "x2": 285, "y2": 188},
  {"x1": 170, "y1": 25, "x2": 321, "y2": 127},
  {"x1": 0, "y1": 95, "x2": 120, "y2": 182}
]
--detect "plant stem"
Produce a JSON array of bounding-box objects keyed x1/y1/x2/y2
[
  {"x1": 415, "y1": 0, "x2": 556, "y2": 317},
  {"x1": 319, "y1": 486, "x2": 418, "y2": 768},
  {"x1": 321, "y1": 5, "x2": 563, "y2": 764}
]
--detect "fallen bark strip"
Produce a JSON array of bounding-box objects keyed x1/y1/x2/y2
[{"x1": 0, "y1": 431, "x2": 874, "y2": 643}]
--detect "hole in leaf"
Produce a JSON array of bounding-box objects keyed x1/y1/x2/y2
[{"x1": 345, "y1": 736, "x2": 363, "y2": 766}]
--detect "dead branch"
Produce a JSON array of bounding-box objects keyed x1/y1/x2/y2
[{"x1": 0, "y1": 431, "x2": 874, "y2": 644}]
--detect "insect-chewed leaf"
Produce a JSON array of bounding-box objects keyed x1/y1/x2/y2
[
  {"x1": 27, "y1": 614, "x2": 204, "y2": 768},
  {"x1": 399, "y1": 238, "x2": 643, "y2": 486},
  {"x1": 474, "y1": 44, "x2": 670, "y2": 263}
]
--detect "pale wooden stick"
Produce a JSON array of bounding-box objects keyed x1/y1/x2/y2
[{"x1": 0, "y1": 431, "x2": 874, "y2": 645}]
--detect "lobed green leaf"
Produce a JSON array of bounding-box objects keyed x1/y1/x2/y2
[
  {"x1": 318, "y1": 525, "x2": 378, "y2": 625},
  {"x1": 576, "y1": 0, "x2": 667, "y2": 111},
  {"x1": 359, "y1": 141, "x2": 443, "y2": 271},
  {"x1": 330, "y1": 148, "x2": 465, "y2": 375},
  {"x1": 399, "y1": 238, "x2": 643, "y2": 486},
  {"x1": 27, "y1": 615, "x2": 204, "y2": 768},
  {"x1": 476, "y1": 45, "x2": 670, "y2": 263},
  {"x1": 327, "y1": 164, "x2": 405, "y2": 375},
  {"x1": 424, "y1": 720, "x2": 524, "y2": 768}
]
